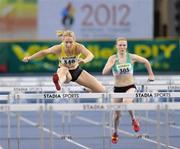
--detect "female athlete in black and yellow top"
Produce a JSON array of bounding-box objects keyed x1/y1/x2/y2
[
  {"x1": 102, "y1": 37, "x2": 154, "y2": 144},
  {"x1": 23, "y1": 30, "x2": 105, "y2": 92}
]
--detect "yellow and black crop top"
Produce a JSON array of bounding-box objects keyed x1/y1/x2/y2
[{"x1": 59, "y1": 42, "x2": 81, "y2": 65}]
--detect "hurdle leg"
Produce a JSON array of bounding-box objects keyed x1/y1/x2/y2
[
  {"x1": 156, "y1": 105, "x2": 161, "y2": 149},
  {"x1": 7, "y1": 110, "x2": 11, "y2": 149},
  {"x1": 39, "y1": 106, "x2": 44, "y2": 149},
  {"x1": 102, "y1": 111, "x2": 106, "y2": 149},
  {"x1": 67, "y1": 111, "x2": 72, "y2": 139},
  {"x1": 16, "y1": 113, "x2": 20, "y2": 149},
  {"x1": 7, "y1": 94, "x2": 11, "y2": 149},
  {"x1": 108, "y1": 111, "x2": 112, "y2": 149},
  {"x1": 49, "y1": 106, "x2": 54, "y2": 149},
  {"x1": 165, "y1": 104, "x2": 170, "y2": 148}
]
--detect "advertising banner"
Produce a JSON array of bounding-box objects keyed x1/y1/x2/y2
[
  {"x1": 0, "y1": 39, "x2": 179, "y2": 73},
  {"x1": 38, "y1": 0, "x2": 153, "y2": 40}
]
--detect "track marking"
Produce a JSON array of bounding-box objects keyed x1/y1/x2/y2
[{"x1": 76, "y1": 115, "x2": 179, "y2": 149}]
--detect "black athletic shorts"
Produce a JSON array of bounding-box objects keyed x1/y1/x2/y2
[
  {"x1": 114, "y1": 84, "x2": 136, "y2": 93},
  {"x1": 69, "y1": 66, "x2": 83, "y2": 81},
  {"x1": 58, "y1": 66, "x2": 83, "y2": 82}
]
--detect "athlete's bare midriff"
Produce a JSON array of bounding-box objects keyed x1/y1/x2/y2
[
  {"x1": 59, "y1": 62, "x2": 79, "y2": 70},
  {"x1": 114, "y1": 74, "x2": 135, "y2": 87}
]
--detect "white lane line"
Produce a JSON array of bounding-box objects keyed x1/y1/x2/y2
[
  {"x1": 8, "y1": 112, "x2": 91, "y2": 149},
  {"x1": 76, "y1": 115, "x2": 179, "y2": 149},
  {"x1": 140, "y1": 116, "x2": 180, "y2": 129}
]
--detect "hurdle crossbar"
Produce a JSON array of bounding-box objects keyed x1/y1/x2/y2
[
  {"x1": 0, "y1": 102, "x2": 180, "y2": 112},
  {"x1": 0, "y1": 92, "x2": 180, "y2": 101},
  {"x1": 0, "y1": 84, "x2": 180, "y2": 92}
]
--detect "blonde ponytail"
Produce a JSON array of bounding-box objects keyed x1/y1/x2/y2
[{"x1": 56, "y1": 30, "x2": 64, "y2": 37}]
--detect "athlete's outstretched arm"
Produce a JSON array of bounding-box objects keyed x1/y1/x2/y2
[
  {"x1": 22, "y1": 45, "x2": 61, "y2": 62},
  {"x1": 131, "y1": 54, "x2": 154, "y2": 80},
  {"x1": 77, "y1": 44, "x2": 94, "y2": 64},
  {"x1": 102, "y1": 55, "x2": 115, "y2": 75}
]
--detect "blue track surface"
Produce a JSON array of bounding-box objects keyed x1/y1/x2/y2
[{"x1": 0, "y1": 109, "x2": 180, "y2": 149}]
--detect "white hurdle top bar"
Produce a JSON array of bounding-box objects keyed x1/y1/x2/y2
[
  {"x1": 0, "y1": 84, "x2": 180, "y2": 92},
  {"x1": 0, "y1": 92, "x2": 180, "y2": 101},
  {"x1": 0, "y1": 103, "x2": 180, "y2": 112},
  {"x1": 1, "y1": 80, "x2": 180, "y2": 87}
]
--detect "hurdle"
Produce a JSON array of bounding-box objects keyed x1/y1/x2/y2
[{"x1": 0, "y1": 92, "x2": 180, "y2": 149}]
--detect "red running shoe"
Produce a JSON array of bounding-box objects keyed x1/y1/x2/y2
[
  {"x1": 111, "y1": 132, "x2": 119, "y2": 144},
  {"x1": 132, "y1": 119, "x2": 140, "y2": 132},
  {"x1": 53, "y1": 73, "x2": 61, "y2": 90}
]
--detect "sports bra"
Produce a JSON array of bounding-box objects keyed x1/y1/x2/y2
[{"x1": 112, "y1": 53, "x2": 134, "y2": 76}]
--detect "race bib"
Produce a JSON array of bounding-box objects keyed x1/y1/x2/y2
[
  {"x1": 60, "y1": 56, "x2": 78, "y2": 65},
  {"x1": 114, "y1": 63, "x2": 132, "y2": 75}
]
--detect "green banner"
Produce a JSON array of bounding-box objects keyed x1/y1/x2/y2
[
  {"x1": 0, "y1": 39, "x2": 179, "y2": 73},
  {"x1": 129, "y1": 40, "x2": 180, "y2": 72}
]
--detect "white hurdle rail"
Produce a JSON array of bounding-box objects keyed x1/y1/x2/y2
[
  {"x1": 0, "y1": 102, "x2": 180, "y2": 112},
  {"x1": 0, "y1": 83, "x2": 180, "y2": 92},
  {"x1": 0, "y1": 93, "x2": 104, "y2": 102},
  {"x1": 0, "y1": 92, "x2": 180, "y2": 108},
  {"x1": 0, "y1": 77, "x2": 180, "y2": 94},
  {"x1": 0, "y1": 92, "x2": 180, "y2": 149},
  {"x1": 1, "y1": 76, "x2": 180, "y2": 88},
  {"x1": 0, "y1": 80, "x2": 180, "y2": 86},
  {"x1": 1, "y1": 75, "x2": 180, "y2": 82},
  {"x1": 0, "y1": 92, "x2": 180, "y2": 102}
]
